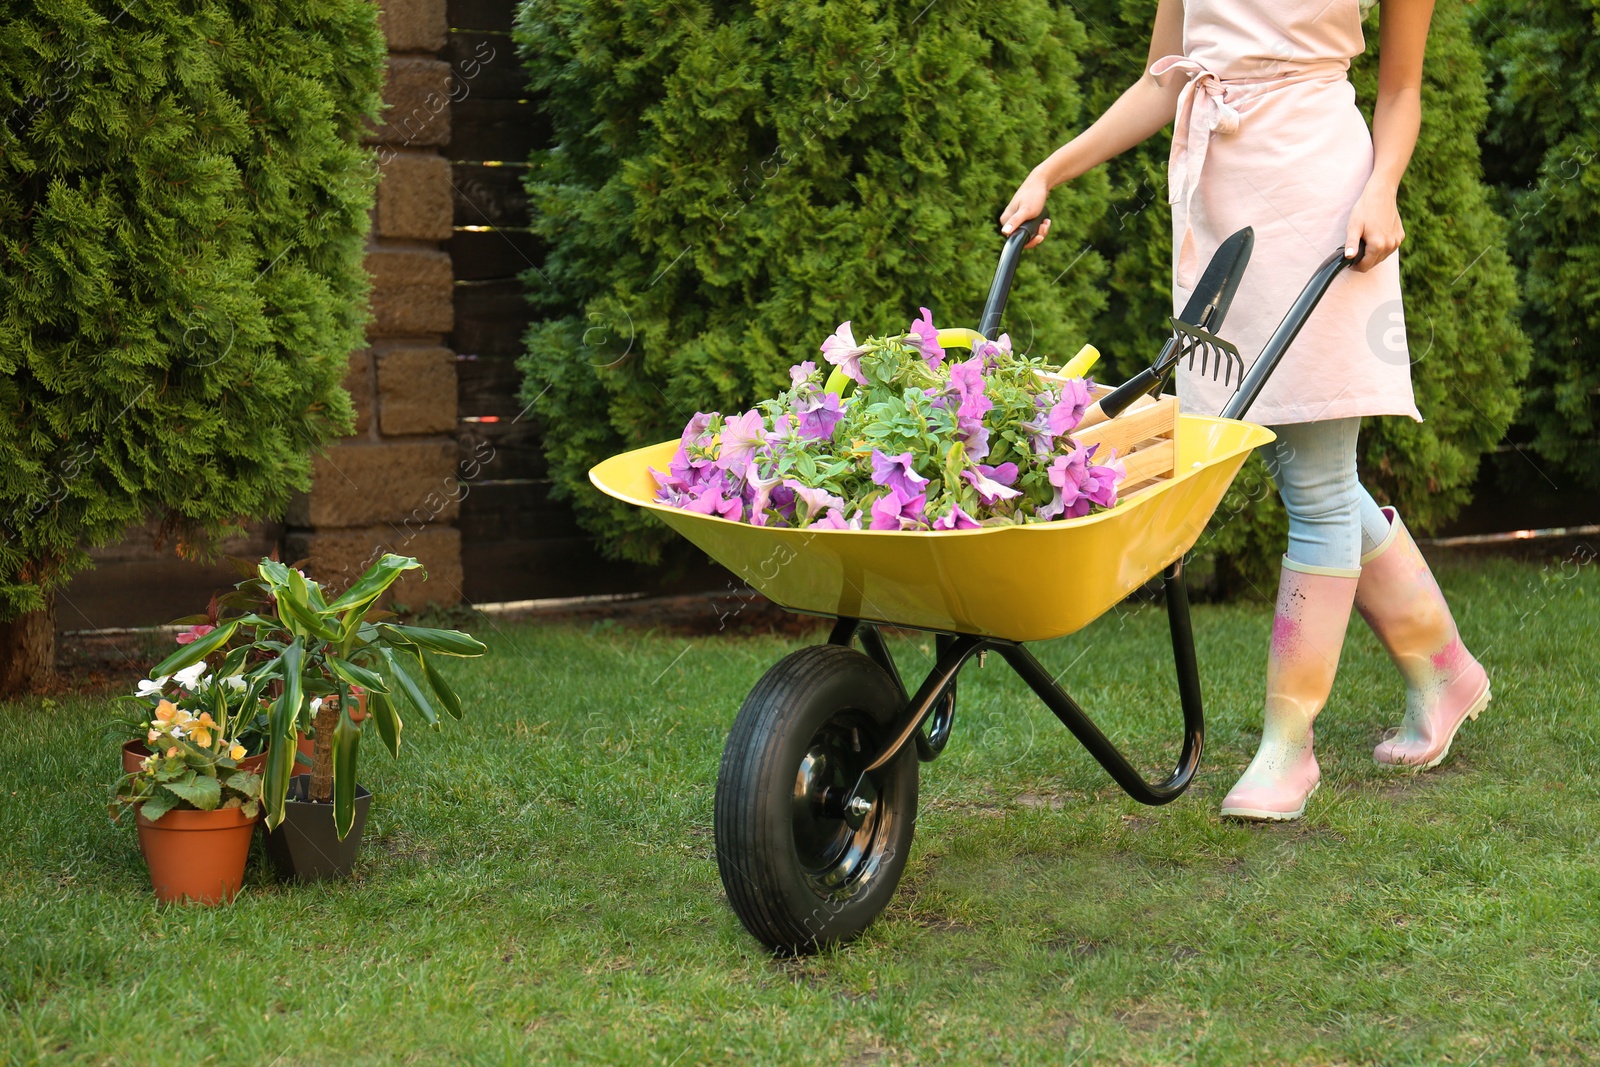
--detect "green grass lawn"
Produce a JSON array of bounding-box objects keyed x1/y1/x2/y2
[{"x1": 3, "y1": 554, "x2": 1598, "y2": 1065}]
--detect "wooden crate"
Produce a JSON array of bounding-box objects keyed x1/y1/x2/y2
[{"x1": 1069, "y1": 385, "x2": 1179, "y2": 502}]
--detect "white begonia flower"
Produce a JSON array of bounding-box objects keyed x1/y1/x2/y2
[
  {"x1": 135, "y1": 676, "x2": 169, "y2": 697},
  {"x1": 221, "y1": 675, "x2": 247, "y2": 690},
  {"x1": 309, "y1": 697, "x2": 324, "y2": 714},
  {"x1": 172, "y1": 661, "x2": 207, "y2": 689}
]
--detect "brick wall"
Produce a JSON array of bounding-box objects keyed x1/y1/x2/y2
[{"x1": 284, "y1": 0, "x2": 466, "y2": 608}]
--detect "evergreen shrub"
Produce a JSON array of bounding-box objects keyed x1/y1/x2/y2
[
  {"x1": 516, "y1": 0, "x2": 1112, "y2": 564},
  {"x1": 1476, "y1": 0, "x2": 1600, "y2": 488},
  {"x1": 0, "y1": 2, "x2": 384, "y2": 622}
]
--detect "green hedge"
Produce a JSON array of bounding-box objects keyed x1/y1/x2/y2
[
  {"x1": 1477, "y1": 0, "x2": 1600, "y2": 489},
  {"x1": 519, "y1": 1, "x2": 1528, "y2": 586},
  {"x1": 1073, "y1": 0, "x2": 1527, "y2": 594},
  {"x1": 0, "y1": 1, "x2": 384, "y2": 620},
  {"x1": 516, "y1": 0, "x2": 1113, "y2": 564}
]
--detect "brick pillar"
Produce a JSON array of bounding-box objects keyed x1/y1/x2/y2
[{"x1": 284, "y1": 0, "x2": 465, "y2": 607}]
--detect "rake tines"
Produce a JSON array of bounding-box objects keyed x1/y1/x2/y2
[{"x1": 1168, "y1": 316, "x2": 1244, "y2": 388}]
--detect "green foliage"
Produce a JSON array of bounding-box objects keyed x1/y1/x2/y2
[
  {"x1": 228, "y1": 555, "x2": 487, "y2": 839},
  {"x1": 516, "y1": 0, "x2": 1113, "y2": 563},
  {"x1": 1476, "y1": 0, "x2": 1600, "y2": 488},
  {"x1": 1069, "y1": 1, "x2": 1528, "y2": 595},
  {"x1": 0, "y1": 1, "x2": 385, "y2": 620}
]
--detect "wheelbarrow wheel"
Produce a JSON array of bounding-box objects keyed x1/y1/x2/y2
[{"x1": 714, "y1": 644, "x2": 917, "y2": 955}]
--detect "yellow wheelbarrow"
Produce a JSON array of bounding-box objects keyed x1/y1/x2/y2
[{"x1": 591, "y1": 218, "x2": 1362, "y2": 954}]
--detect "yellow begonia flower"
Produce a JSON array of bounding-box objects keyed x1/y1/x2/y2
[
  {"x1": 165, "y1": 746, "x2": 180, "y2": 758},
  {"x1": 191, "y1": 728, "x2": 212, "y2": 747},
  {"x1": 197, "y1": 712, "x2": 216, "y2": 728},
  {"x1": 230, "y1": 744, "x2": 246, "y2": 761},
  {"x1": 154, "y1": 700, "x2": 178, "y2": 723},
  {"x1": 147, "y1": 728, "x2": 160, "y2": 742}
]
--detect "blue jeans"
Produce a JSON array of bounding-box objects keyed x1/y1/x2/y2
[{"x1": 1266, "y1": 418, "x2": 1392, "y2": 573}]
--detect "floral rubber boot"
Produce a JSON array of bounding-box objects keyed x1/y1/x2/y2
[
  {"x1": 1220, "y1": 559, "x2": 1359, "y2": 822},
  {"x1": 1357, "y1": 507, "x2": 1491, "y2": 770}
]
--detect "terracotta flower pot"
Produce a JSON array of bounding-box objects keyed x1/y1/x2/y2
[
  {"x1": 122, "y1": 739, "x2": 267, "y2": 775},
  {"x1": 136, "y1": 806, "x2": 260, "y2": 904}
]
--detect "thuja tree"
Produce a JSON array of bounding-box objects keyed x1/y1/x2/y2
[
  {"x1": 0, "y1": 2, "x2": 383, "y2": 690},
  {"x1": 1476, "y1": 0, "x2": 1600, "y2": 488},
  {"x1": 516, "y1": 0, "x2": 1113, "y2": 564},
  {"x1": 1072, "y1": 0, "x2": 1528, "y2": 595}
]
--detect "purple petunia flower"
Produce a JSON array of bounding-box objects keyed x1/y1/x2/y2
[
  {"x1": 743, "y1": 466, "x2": 786, "y2": 527},
  {"x1": 796, "y1": 391, "x2": 843, "y2": 442},
  {"x1": 907, "y1": 307, "x2": 944, "y2": 368},
  {"x1": 932, "y1": 505, "x2": 982, "y2": 530},
  {"x1": 785, "y1": 480, "x2": 847, "y2": 526},
  {"x1": 870, "y1": 450, "x2": 930, "y2": 498},
  {"x1": 961, "y1": 464, "x2": 1022, "y2": 506},
  {"x1": 682, "y1": 474, "x2": 744, "y2": 522},
  {"x1": 821, "y1": 322, "x2": 870, "y2": 386},
  {"x1": 716, "y1": 409, "x2": 766, "y2": 479},
  {"x1": 970, "y1": 332, "x2": 1012, "y2": 370},
  {"x1": 1037, "y1": 444, "x2": 1121, "y2": 521},
  {"x1": 790, "y1": 360, "x2": 818, "y2": 389},
  {"x1": 1083, "y1": 448, "x2": 1124, "y2": 509},
  {"x1": 869, "y1": 486, "x2": 927, "y2": 530}
]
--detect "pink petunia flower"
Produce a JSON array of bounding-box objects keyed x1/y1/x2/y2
[
  {"x1": 785, "y1": 481, "x2": 847, "y2": 526},
  {"x1": 932, "y1": 505, "x2": 982, "y2": 530},
  {"x1": 869, "y1": 486, "x2": 927, "y2": 530},
  {"x1": 716, "y1": 410, "x2": 766, "y2": 479},
  {"x1": 821, "y1": 322, "x2": 870, "y2": 385},
  {"x1": 907, "y1": 307, "x2": 944, "y2": 368},
  {"x1": 961, "y1": 465, "x2": 1022, "y2": 506}
]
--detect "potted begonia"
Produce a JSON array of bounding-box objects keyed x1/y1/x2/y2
[{"x1": 112, "y1": 682, "x2": 264, "y2": 905}]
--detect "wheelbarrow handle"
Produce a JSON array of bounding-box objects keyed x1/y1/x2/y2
[
  {"x1": 977, "y1": 215, "x2": 1043, "y2": 339},
  {"x1": 1219, "y1": 240, "x2": 1365, "y2": 421}
]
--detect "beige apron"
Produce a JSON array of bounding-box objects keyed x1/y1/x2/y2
[{"x1": 1155, "y1": 0, "x2": 1421, "y2": 426}]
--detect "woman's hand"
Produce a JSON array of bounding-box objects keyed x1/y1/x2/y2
[
  {"x1": 1343, "y1": 181, "x2": 1405, "y2": 272},
  {"x1": 999, "y1": 171, "x2": 1053, "y2": 248}
]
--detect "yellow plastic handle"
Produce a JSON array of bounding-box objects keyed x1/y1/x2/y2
[
  {"x1": 935, "y1": 327, "x2": 987, "y2": 351},
  {"x1": 1059, "y1": 343, "x2": 1100, "y2": 379}
]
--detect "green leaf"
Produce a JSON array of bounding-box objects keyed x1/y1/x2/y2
[
  {"x1": 147, "y1": 621, "x2": 239, "y2": 678},
  {"x1": 279, "y1": 592, "x2": 339, "y2": 643},
  {"x1": 328, "y1": 554, "x2": 422, "y2": 612},
  {"x1": 162, "y1": 773, "x2": 222, "y2": 811},
  {"x1": 329, "y1": 700, "x2": 361, "y2": 844},
  {"x1": 331, "y1": 699, "x2": 362, "y2": 840},
  {"x1": 327, "y1": 655, "x2": 390, "y2": 695},
  {"x1": 224, "y1": 771, "x2": 260, "y2": 796},
  {"x1": 377, "y1": 623, "x2": 487, "y2": 658},
  {"x1": 364, "y1": 689, "x2": 398, "y2": 759},
  {"x1": 379, "y1": 646, "x2": 439, "y2": 728},
  {"x1": 139, "y1": 791, "x2": 178, "y2": 823},
  {"x1": 421, "y1": 655, "x2": 465, "y2": 721},
  {"x1": 262, "y1": 638, "x2": 304, "y2": 830}
]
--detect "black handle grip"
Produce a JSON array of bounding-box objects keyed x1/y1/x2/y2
[
  {"x1": 1218, "y1": 241, "x2": 1364, "y2": 422},
  {"x1": 1097, "y1": 366, "x2": 1163, "y2": 421},
  {"x1": 977, "y1": 215, "x2": 1043, "y2": 339}
]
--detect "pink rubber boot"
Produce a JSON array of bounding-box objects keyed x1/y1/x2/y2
[
  {"x1": 1357, "y1": 508, "x2": 1491, "y2": 769},
  {"x1": 1220, "y1": 559, "x2": 1359, "y2": 821}
]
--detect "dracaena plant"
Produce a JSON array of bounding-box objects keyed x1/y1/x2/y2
[{"x1": 145, "y1": 554, "x2": 487, "y2": 839}]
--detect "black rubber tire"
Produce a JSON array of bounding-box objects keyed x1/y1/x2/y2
[{"x1": 714, "y1": 644, "x2": 918, "y2": 955}]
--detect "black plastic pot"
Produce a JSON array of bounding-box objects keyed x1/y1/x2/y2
[{"x1": 264, "y1": 776, "x2": 372, "y2": 882}]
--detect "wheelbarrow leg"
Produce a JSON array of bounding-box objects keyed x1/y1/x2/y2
[{"x1": 994, "y1": 560, "x2": 1205, "y2": 805}]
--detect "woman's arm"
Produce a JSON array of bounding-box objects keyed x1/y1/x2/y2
[
  {"x1": 1344, "y1": 0, "x2": 1434, "y2": 271},
  {"x1": 1000, "y1": 0, "x2": 1186, "y2": 247}
]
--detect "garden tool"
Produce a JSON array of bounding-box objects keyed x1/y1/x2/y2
[
  {"x1": 1357, "y1": 507, "x2": 1491, "y2": 769},
  {"x1": 1077, "y1": 226, "x2": 1254, "y2": 430},
  {"x1": 1220, "y1": 558, "x2": 1359, "y2": 821}
]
